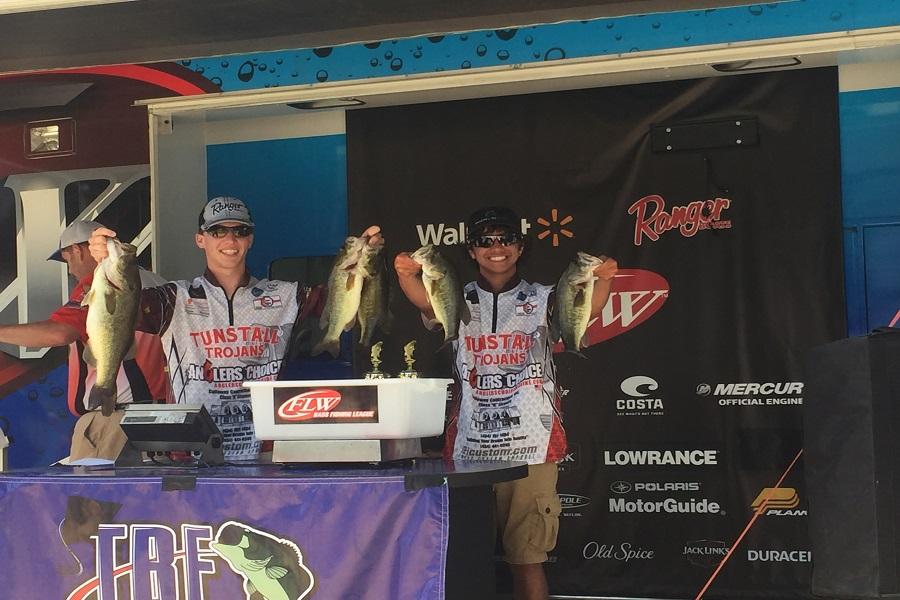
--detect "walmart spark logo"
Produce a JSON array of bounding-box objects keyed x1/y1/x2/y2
[{"x1": 536, "y1": 209, "x2": 574, "y2": 247}]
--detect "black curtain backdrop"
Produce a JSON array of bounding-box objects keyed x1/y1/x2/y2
[{"x1": 347, "y1": 68, "x2": 844, "y2": 598}]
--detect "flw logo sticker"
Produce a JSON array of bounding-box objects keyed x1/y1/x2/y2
[
  {"x1": 277, "y1": 389, "x2": 342, "y2": 421},
  {"x1": 554, "y1": 269, "x2": 668, "y2": 351}
]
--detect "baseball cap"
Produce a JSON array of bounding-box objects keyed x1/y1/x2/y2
[
  {"x1": 199, "y1": 196, "x2": 254, "y2": 231},
  {"x1": 48, "y1": 220, "x2": 104, "y2": 262},
  {"x1": 466, "y1": 206, "x2": 521, "y2": 240}
]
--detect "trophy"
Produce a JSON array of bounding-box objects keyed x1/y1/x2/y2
[
  {"x1": 398, "y1": 340, "x2": 419, "y2": 378},
  {"x1": 364, "y1": 341, "x2": 387, "y2": 379}
]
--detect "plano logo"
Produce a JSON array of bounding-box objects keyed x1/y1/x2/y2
[
  {"x1": 628, "y1": 194, "x2": 732, "y2": 246},
  {"x1": 553, "y1": 269, "x2": 668, "y2": 351},
  {"x1": 751, "y1": 487, "x2": 807, "y2": 516},
  {"x1": 277, "y1": 389, "x2": 342, "y2": 421}
]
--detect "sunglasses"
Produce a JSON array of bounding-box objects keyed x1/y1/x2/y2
[
  {"x1": 470, "y1": 233, "x2": 522, "y2": 248},
  {"x1": 205, "y1": 225, "x2": 254, "y2": 238}
]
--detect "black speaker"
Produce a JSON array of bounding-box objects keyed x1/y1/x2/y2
[{"x1": 804, "y1": 330, "x2": 900, "y2": 598}]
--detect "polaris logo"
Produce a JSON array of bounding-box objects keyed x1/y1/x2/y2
[{"x1": 277, "y1": 389, "x2": 342, "y2": 421}]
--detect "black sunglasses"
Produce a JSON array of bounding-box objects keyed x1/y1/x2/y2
[
  {"x1": 470, "y1": 233, "x2": 522, "y2": 248},
  {"x1": 205, "y1": 224, "x2": 254, "y2": 238}
]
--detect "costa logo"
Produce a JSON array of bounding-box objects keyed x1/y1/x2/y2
[
  {"x1": 277, "y1": 389, "x2": 342, "y2": 421},
  {"x1": 554, "y1": 269, "x2": 668, "y2": 351}
]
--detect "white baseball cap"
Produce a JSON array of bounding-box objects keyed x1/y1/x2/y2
[{"x1": 48, "y1": 220, "x2": 104, "y2": 262}]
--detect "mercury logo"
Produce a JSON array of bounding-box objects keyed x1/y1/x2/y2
[{"x1": 277, "y1": 389, "x2": 342, "y2": 421}]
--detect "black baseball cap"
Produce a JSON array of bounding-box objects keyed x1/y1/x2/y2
[{"x1": 466, "y1": 206, "x2": 520, "y2": 240}]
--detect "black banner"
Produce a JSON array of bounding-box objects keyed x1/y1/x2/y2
[{"x1": 347, "y1": 68, "x2": 843, "y2": 598}]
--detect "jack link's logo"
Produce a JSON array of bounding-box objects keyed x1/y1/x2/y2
[{"x1": 65, "y1": 520, "x2": 314, "y2": 600}]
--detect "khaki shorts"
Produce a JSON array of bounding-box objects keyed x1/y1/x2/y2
[
  {"x1": 70, "y1": 410, "x2": 127, "y2": 461},
  {"x1": 494, "y1": 462, "x2": 561, "y2": 564}
]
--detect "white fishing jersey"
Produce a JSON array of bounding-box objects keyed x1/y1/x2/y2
[
  {"x1": 445, "y1": 278, "x2": 566, "y2": 465},
  {"x1": 147, "y1": 274, "x2": 302, "y2": 460}
]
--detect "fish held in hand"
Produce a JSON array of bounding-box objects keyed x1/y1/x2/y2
[
  {"x1": 411, "y1": 244, "x2": 470, "y2": 348},
  {"x1": 312, "y1": 236, "x2": 367, "y2": 357},
  {"x1": 82, "y1": 238, "x2": 142, "y2": 416},
  {"x1": 357, "y1": 237, "x2": 392, "y2": 347},
  {"x1": 552, "y1": 251, "x2": 605, "y2": 358}
]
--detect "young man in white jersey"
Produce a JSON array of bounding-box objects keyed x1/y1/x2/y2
[
  {"x1": 395, "y1": 206, "x2": 617, "y2": 600},
  {"x1": 89, "y1": 196, "x2": 382, "y2": 461}
]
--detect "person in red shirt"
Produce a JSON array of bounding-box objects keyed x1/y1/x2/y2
[{"x1": 0, "y1": 220, "x2": 171, "y2": 461}]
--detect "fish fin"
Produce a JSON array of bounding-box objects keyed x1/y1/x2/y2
[
  {"x1": 245, "y1": 581, "x2": 257, "y2": 595},
  {"x1": 82, "y1": 344, "x2": 97, "y2": 367},
  {"x1": 311, "y1": 338, "x2": 341, "y2": 358},
  {"x1": 266, "y1": 565, "x2": 288, "y2": 579},
  {"x1": 88, "y1": 385, "x2": 117, "y2": 416},
  {"x1": 80, "y1": 287, "x2": 95, "y2": 307},
  {"x1": 342, "y1": 316, "x2": 356, "y2": 333},
  {"x1": 104, "y1": 291, "x2": 118, "y2": 314},
  {"x1": 573, "y1": 287, "x2": 587, "y2": 307},
  {"x1": 245, "y1": 557, "x2": 271, "y2": 572},
  {"x1": 566, "y1": 348, "x2": 588, "y2": 360},
  {"x1": 460, "y1": 303, "x2": 472, "y2": 325},
  {"x1": 124, "y1": 340, "x2": 137, "y2": 360},
  {"x1": 437, "y1": 334, "x2": 459, "y2": 353},
  {"x1": 345, "y1": 272, "x2": 357, "y2": 291},
  {"x1": 319, "y1": 309, "x2": 330, "y2": 330},
  {"x1": 549, "y1": 311, "x2": 561, "y2": 345}
]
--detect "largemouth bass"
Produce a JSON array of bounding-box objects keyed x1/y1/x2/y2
[
  {"x1": 312, "y1": 236, "x2": 367, "y2": 357},
  {"x1": 411, "y1": 244, "x2": 471, "y2": 347},
  {"x1": 357, "y1": 237, "x2": 391, "y2": 347},
  {"x1": 552, "y1": 251, "x2": 605, "y2": 357},
  {"x1": 211, "y1": 521, "x2": 314, "y2": 600},
  {"x1": 82, "y1": 238, "x2": 141, "y2": 416}
]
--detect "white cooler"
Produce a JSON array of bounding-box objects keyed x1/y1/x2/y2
[{"x1": 244, "y1": 378, "x2": 452, "y2": 462}]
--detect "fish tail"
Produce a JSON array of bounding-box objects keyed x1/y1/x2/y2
[
  {"x1": 437, "y1": 334, "x2": 459, "y2": 353},
  {"x1": 88, "y1": 385, "x2": 118, "y2": 416}
]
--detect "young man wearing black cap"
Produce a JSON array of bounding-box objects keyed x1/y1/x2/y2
[
  {"x1": 395, "y1": 206, "x2": 617, "y2": 600},
  {"x1": 0, "y1": 220, "x2": 170, "y2": 461},
  {"x1": 90, "y1": 196, "x2": 381, "y2": 460}
]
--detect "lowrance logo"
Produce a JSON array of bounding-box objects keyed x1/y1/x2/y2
[
  {"x1": 277, "y1": 389, "x2": 342, "y2": 421},
  {"x1": 604, "y1": 450, "x2": 718, "y2": 466},
  {"x1": 609, "y1": 497, "x2": 723, "y2": 514}
]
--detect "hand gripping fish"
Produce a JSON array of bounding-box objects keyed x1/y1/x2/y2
[
  {"x1": 552, "y1": 251, "x2": 605, "y2": 358},
  {"x1": 312, "y1": 236, "x2": 367, "y2": 357},
  {"x1": 82, "y1": 238, "x2": 141, "y2": 416},
  {"x1": 411, "y1": 244, "x2": 471, "y2": 348}
]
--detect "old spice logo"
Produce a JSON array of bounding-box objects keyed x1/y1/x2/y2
[
  {"x1": 628, "y1": 194, "x2": 732, "y2": 246},
  {"x1": 553, "y1": 269, "x2": 668, "y2": 351},
  {"x1": 278, "y1": 389, "x2": 342, "y2": 421}
]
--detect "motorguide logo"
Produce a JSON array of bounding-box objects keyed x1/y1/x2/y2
[
  {"x1": 751, "y1": 487, "x2": 807, "y2": 516},
  {"x1": 604, "y1": 449, "x2": 718, "y2": 466},
  {"x1": 628, "y1": 194, "x2": 732, "y2": 246},
  {"x1": 609, "y1": 496, "x2": 723, "y2": 514},
  {"x1": 684, "y1": 540, "x2": 730, "y2": 567},
  {"x1": 697, "y1": 381, "x2": 804, "y2": 407},
  {"x1": 617, "y1": 375, "x2": 664, "y2": 416}
]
